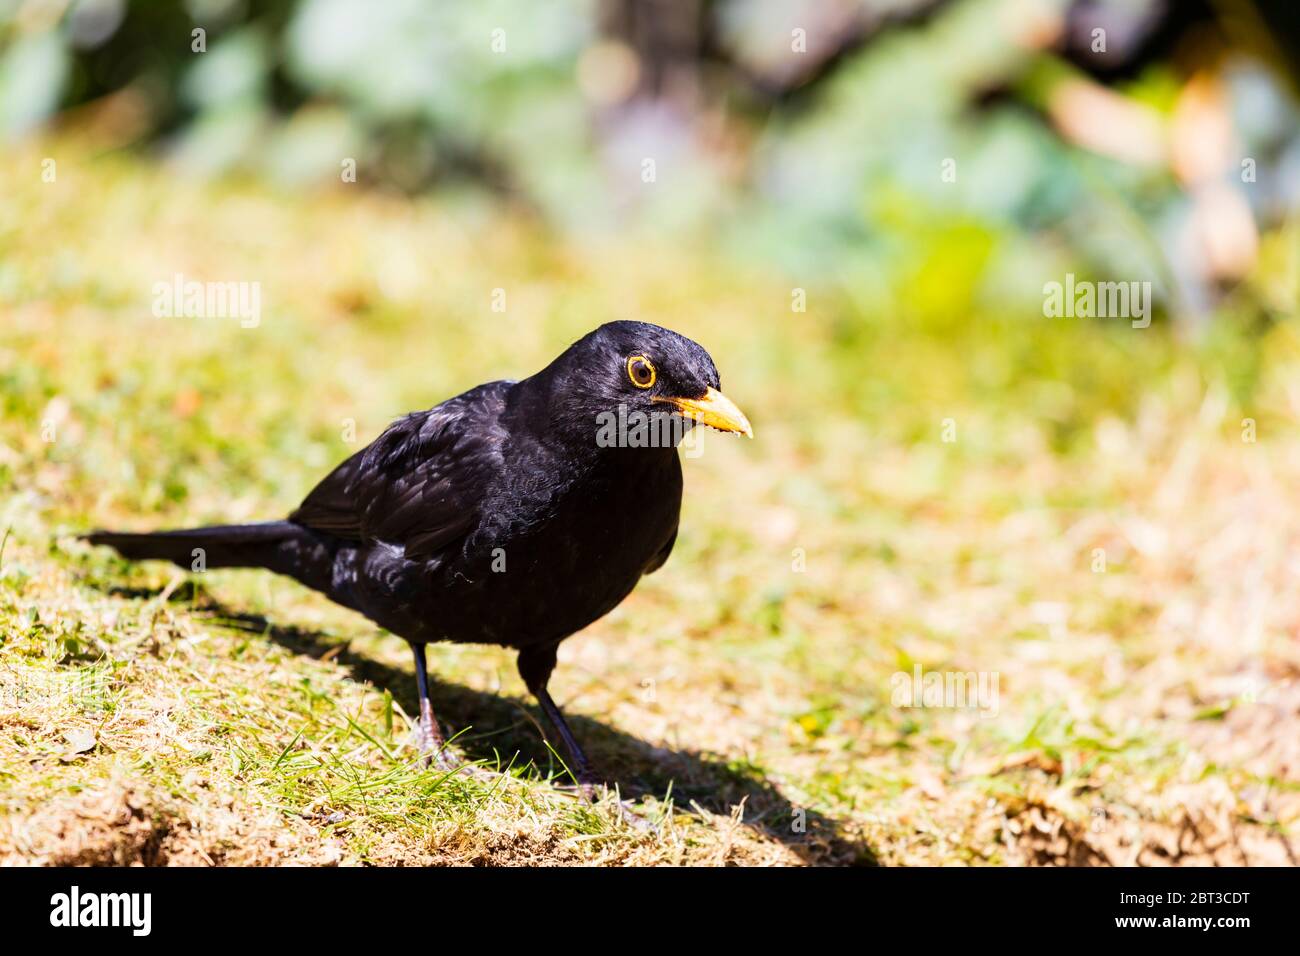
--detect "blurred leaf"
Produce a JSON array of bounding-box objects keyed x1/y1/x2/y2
[{"x1": 0, "y1": 30, "x2": 68, "y2": 139}]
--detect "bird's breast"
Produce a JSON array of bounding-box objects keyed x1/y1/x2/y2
[{"x1": 432, "y1": 450, "x2": 683, "y2": 646}]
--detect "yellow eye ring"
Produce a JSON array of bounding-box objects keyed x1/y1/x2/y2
[{"x1": 627, "y1": 355, "x2": 656, "y2": 389}]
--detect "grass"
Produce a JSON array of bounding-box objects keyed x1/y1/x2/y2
[{"x1": 1, "y1": 134, "x2": 1299, "y2": 865}]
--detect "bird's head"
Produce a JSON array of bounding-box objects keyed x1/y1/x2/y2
[{"x1": 532, "y1": 320, "x2": 753, "y2": 448}]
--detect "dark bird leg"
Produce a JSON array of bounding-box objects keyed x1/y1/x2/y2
[
  {"x1": 517, "y1": 644, "x2": 654, "y2": 832},
  {"x1": 517, "y1": 643, "x2": 599, "y2": 795},
  {"x1": 411, "y1": 643, "x2": 456, "y2": 770}
]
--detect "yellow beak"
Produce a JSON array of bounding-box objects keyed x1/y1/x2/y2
[{"x1": 656, "y1": 387, "x2": 753, "y2": 438}]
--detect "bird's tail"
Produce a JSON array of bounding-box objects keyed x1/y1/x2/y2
[{"x1": 83, "y1": 521, "x2": 338, "y2": 593}]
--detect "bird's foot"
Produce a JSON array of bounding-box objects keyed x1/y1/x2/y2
[
  {"x1": 415, "y1": 699, "x2": 459, "y2": 770},
  {"x1": 420, "y1": 745, "x2": 461, "y2": 772},
  {"x1": 613, "y1": 799, "x2": 657, "y2": 834},
  {"x1": 416, "y1": 711, "x2": 463, "y2": 772},
  {"x1": 560, "y1": 773, "x2": 657, "y2": 834},
  {"x1": 416, "y1": 729, "x2": 503, "y2": 783}
]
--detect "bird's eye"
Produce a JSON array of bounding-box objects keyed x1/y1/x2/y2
[{"x1": 626, "y1": 355, "x2": 656, "y2": 389}]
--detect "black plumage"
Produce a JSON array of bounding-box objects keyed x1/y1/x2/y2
[{"x1": 85, "y1": 321, "x2": 752, "y2": 790}]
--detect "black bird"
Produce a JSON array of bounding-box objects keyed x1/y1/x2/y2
[{"x1": 85, "y1": 321, "x2": 752, "y2": 792}]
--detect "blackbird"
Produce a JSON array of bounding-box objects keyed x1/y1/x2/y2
[{"x1": 85, "y1": 321, "x2": 752, "y2": 791}]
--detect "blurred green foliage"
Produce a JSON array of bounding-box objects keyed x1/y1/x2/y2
[{"x1": 2, "y1": 0, "x2": 1298, "y2": 339}]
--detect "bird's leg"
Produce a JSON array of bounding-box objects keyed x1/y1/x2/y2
[
  {"x1": 536, "y1": 689, "x2": 599, "y2": 793},
  {"x1": 516, "y1": 643, "x2": 599, "y2": 796},
  {"x1": 517, "y1": 644, "x2": 654, "y2": 833},
  {"x1": 411, "y1": 643, "x2": 457, "y2": 770}
]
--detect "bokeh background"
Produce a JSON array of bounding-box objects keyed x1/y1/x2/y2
[
  {"x1": 2, "y1": 0, "x2": 1300, "y2": 866},
  {"x1": 6, "y1": 0, "x2": 1300, "y2": 321}
]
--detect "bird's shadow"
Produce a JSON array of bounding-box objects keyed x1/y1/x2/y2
[{"x1": 101, "y1": 581, "x2": 877, "y2": 865}]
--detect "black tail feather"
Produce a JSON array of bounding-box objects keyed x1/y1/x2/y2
[{"x1": 83, "y1": 521, "x2": 303, "y2": 571}]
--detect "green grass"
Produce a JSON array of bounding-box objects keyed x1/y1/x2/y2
[{"x1": 1, "y1": 135, "x2": 1298, "y2": 865}]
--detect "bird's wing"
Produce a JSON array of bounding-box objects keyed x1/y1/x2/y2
[
  {"x1": 290, "y1": 384, "x2": 508, "y2": 560},
  {"x1": 644, "y1": 524, "x2": 678, "y2": 574},
  {"x1": 288, "y1": 448, "x2": 367, "y2": 537}
]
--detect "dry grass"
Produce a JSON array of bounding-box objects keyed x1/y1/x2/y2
[{"x1": 1, "y1": 135, "x2": 1298, "y2": 865}]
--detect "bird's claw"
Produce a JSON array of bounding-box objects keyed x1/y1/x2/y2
[
  {"x1": 559, "y1": 776, "x2": 657, "y2": 833},
  {"x1": 614, "y1": 800, "x2": 657, "y2": 834},
  {"x1": 415, "y1": 717, "x2": 463, "y2": 773},
  {"x1": 420, "y1": 747, "x2": 460, "y2": 772}
]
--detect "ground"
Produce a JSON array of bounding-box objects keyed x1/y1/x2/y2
[{"x1": 1, "y1": 137, "x2": 1298, "y2": 865}]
